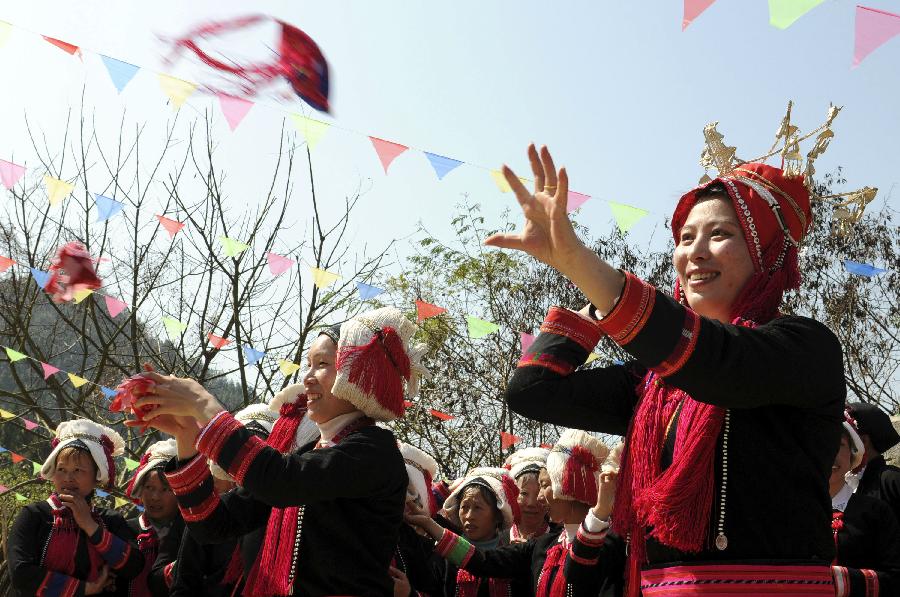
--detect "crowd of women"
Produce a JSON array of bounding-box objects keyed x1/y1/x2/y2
[{"x1": 7, "y1": 137, "x2": 900, "y2": 596}]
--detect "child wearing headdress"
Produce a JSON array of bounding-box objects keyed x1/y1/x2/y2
[
  {"x1": 8, "y1": 419, "x2": 144, "y2": 596},
  {"x1": 504, "y1": 446, "x2": 552, "y2": 542}
]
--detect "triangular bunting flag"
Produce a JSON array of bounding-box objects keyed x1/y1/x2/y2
[
  {"x1": 41, "y1": 363, "x2": 60, "y2": 379},
  {"x1": 0, "y1": 256, "x2": 14, "y2": 272},
  {"x1": 156, "y1": 215, "x2": 185, "y2": 238},
  {"x1": 853, "y1": 6, "x2": 900, "y2": 67},
  {"x1": 100, "y1": 55, "x2": 139, "y2": 93},
  {"x1": 30, "y1": 268, "x2": 51, "y2": 289},
  {"x1": 519, "y1": 332, "x2": 536, "y2": 357},
  {"x1": 217, "y1": 93, "x2": 254, "y2": 131},
  {"x1": 11, "y1": 452, "x2": 25, "y2": 463},
  {"x1": 369, "y1": 137, "x2": 409, "y2": 174},
  {"x1": 489, "y1": 170, "x2": 531, "y2": 193},
  {"x1": 95, "y1": 489, "x2": 109, "y2": 497},
  {"x1": 586, "y1": 352, "x2": 600, "y2": 363},
  {"x1": 540, "y1": 443, "x2": 553, "y2": 449},
  {"x1": 243, "y1": 345, "x2": 266, "y2": 366},
  {"x1": 415, "y1": 299, "x2": 447, "y2": 322},
  {"x1": 32, "y1": 461, "x2": 41, "y2": 475},
  {"x1": 607, "y1": 201, "x2": 649, "y2": 234},
  {"x1": 356, "y1": 282, "x2": 384, "y2": 301},
  {"x1": 94, "y1": 194, "x2": 125, "y2": 222},
  {"x1": 207, "y1": 333, "x2": 232, "y2": 349},
  {"x1": 124, "y1": 458, "x2": 140, "y2": 471},
  {"x1": 279, "y1": 359, "x2": 301, "y2": 376},
  {"x1": 67, "y1": 373, "x2": 88, "y2": 388},
  {"x1": 683, "y1": 0, "x2": 717, "y2": 30},
  {"x1": 466, "y1": 316, "x2": 500, "y2": 339},
  {"x1": 0, "y1": 159, "x2": 25, "y2": 189},
  {"x1": 0, "y1": 21, "x2": 11, "y2": 48},
  {"x1": 44, "y1": 175, "x2": 74, "y2": 206},
  {"x1": 290, "y1": 115, "x2": 331, "y2": 150},
  {"x1": 100, "y1": 386, "x2": 117, "y2": 400},
  {"x1": 567, "y1": 191, "x2": 591, "y2": 213},
  {"x1": 15, "y1": 492, "x2": 27, "y2": 502},
  {"x1": 162, "y1": 316, "x2": 188, "y2": 340},
  {"x1": 0, "y1": 484, "x2": 6, "y2": 493},
  {"x1": 158, "y1": 74, "x2": 197, "y2": 110},
  {"x1": 843, "y1": 260, "x2": 888, "y2": 277},
  {"x1": 266, "y1": 252, "x2": 295, "y2": 276},
  {"x1": 73, "y1": 288, "x2": 93, "y2": 304},
  {"x1": 23, "y1": 418, "x2": 38, "y2": 431},
  {"x1": 310, "y1": 267, "x2": 340, "y2": 289},
  {"x1": 0, "y1": 447, "x2": 6, "y2": 453},
  {"x1": 430, "y1": 409, "x2": 454, "y2": 421},
  {"x1": 114, "y1": 496, "x2": 130, "y2": 508},
  {"x1": 424, "y1": 152, "x2": 463, "y2": 180},
  {"x1": 769, "y1": 0, "x2": 824, "y2": 30},
  {"x1": 4, "y1": 347, "x2": 27, "y2": 362},
  {"x1": 612, "y1": 359, "x2": 625, "y2": 365},
  {"x1": 219, "y1": 236, "x2": 250, "y2": 258},
  {"x1": 500, "y1": 431, "x2": 522, "y2": 450},
  {"x1": 43, "y1": 35, "x2": 79, "y2": 56},
  {"x1": 104, "y1": 295, "x2": 128, "y2": 318},
  {"x1": 0, "y1": 409, "x2": 14, "y2": 419}
]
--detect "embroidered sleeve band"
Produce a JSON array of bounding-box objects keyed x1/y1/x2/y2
[
  {"x1": 194, "y1": 411, "x2": 268, "y2": 486},
  {"x1": 165, "y1": 453, "x2": 221, "y2": 523},
  {"x1": 539, "y1": 306, "x2": 602, "y2": 352},
  {"x1": 832, "y1": 566, "x2": 849, "y2": 597},
  {"x1": 89, "y1": 525, "x2": 133, "y2": 570},
  {"x1": 36, "y1": 571, "x2": 79, "y2": 597},
  {"x1": 595, "y1": 271, "x2": 655, "y2": 345},
  {"x1": 435, "y1": 528, "x2": 476, "y2": 568},
  {"x1": 518, "y1": 307, "x2": 602, "y2": 376}
]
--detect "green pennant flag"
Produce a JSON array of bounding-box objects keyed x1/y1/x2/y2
[
  {"x1": 219, "y1": 236, "x2": 250, "y2": 258},
  {"x1": 607, "y1": 201, "x2": 649, "y2": 234},
  {"x1": 4, "y1": 347, "x2": 27, "y2": 362},
  {"x1": 14, "y1": 492, "x2": 27, "y2": 502},
  {"x1": 768, "y1": 0, "x2": 824, "y2": 29},
  {"x1": 32, "y1": 461, "x2": 41, "y2": 475},
  {"x1": 466, "y1": 316, "x2": 500, "y2": 339},
  {"x1": 162, "y1": 316, "x2": 188, "y2": 340},
  {"x1": 124, "y1": 458, "x2": 140, "y2": 471}
]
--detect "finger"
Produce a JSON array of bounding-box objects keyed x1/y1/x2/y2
[
  {"x1": 483, "y1": 233, "x2": 525, "y2": 250},
  {"x1": 528, "y1": 144, "x2": 544, "y2": 194},
  {"x1": 139, "y1": 371, "x2": 169, "y2": 384},
  {"x1": 554, "y1": 167, "x2": 570, "y2": 214},
  {"x1": 388, "y1": 566, "x2": 402, "y2": 578},
  {"x1": 501, "y1": 165, "x2": 534, "y2": 208},
  {"x1": 142, "y1": 362, "x2": 155, "y2": 372},
  {"x1": 540, "y1": 146, "x2": 558, "y2": 191}
]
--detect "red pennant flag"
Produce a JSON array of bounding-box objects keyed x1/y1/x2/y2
[
  {"x1": 41, "y1": 362, "x2": 60, "y2": 379},
  {"x1": 43, "y1": 35, "x2": 80, "y2": 56},
  {"x1": 415, "y1": 299, "x2": 447, "y2": 323},
  {"x1": 403, "y1": 400, "x2": 414, "y2": 408},
  {"x1": 207, "y1": 333, "x2": 232, "y2": 349},
  {"x1": 156, "y1": 215, "x2": 185, "y2": 238},
  {"x1": 683, "y1": 0, "x2": 717, "y2": 30},
  {"x1": 369, "y1": 137, "x2": 409, "y2": 174},
  {"x1": 10, "y1": 452, "x2": 25, "y2": 463},
  {"x1": 430, "y1": 409, "x2": 454, "y2": 421},
  {"x1": 539, "y1": 442, "x2": 553, "y2": 449},
  {"x1": 23, "y1": 419, "x2": 38, "y2": 431},
  {"x1": 0, "y1": 256, "x2": 15, "y2": 273},
  {"x1": 500, "y1": 431, "x2": 522, "y2": 450}
]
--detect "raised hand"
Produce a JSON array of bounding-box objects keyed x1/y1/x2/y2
[
  {"x1": 58, "y1": 492, "x2": 98, "y2": 535},
  {"x1": 592, "y1": 470, "x2": 618, "y2": 521},
  {"x1": 131, "y1": 371, "x2": 224, "y2": 426},
  {"x1": 404, "y1": 500, "x2": 443, "y2": 540},
  {"x1": 484, "y1": 144, "x2": 587, "y2": 273}
]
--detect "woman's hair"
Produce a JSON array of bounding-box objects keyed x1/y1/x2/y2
[
  {"x1": 460, "y1": 483, "x2": 503, "y2": 529},
  {"x1": 840, "y1": 428, "x2": 859, "y2": 455},
  {"x1": 694, "y1": 181, "x2": 729, "y2": 202},
  {"x1": 144, "y1": 466, "x2": 172, "y2": 490},
  {"x1": 55, "y1": 445, "x2": 97, "y2": 473},
  {"x1": 515, "y1": 470, "x2": 540, "y2": 487}
]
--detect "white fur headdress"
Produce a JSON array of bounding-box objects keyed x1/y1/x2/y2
[
  {"x1": 332, "y1": 307, "x2": 430, "y2": 421},
  {"x1": 546, "y1": 429, "x2": 609, "y2": 504},
  {"x1": 399, "y1": 442, "x2": 439, "y2": 515},
  {"x1": 504, "y1": 447, "x2": 550, "y2": 480},
  {"x1": 41, "y1": 419, "x2": 125, "y2": 488},
  {"x1": 843, "y1": 412, "x2": 865, "y2": 470},
  {"x1": 443, "y1": 466, "x2": 520, "y2": 531},
  {"x1": 602, "y1": 442, "x2": 625, "y2": 475},
  {"x1": 126, "y1": 438, "x2": 178, "y2": 499}
]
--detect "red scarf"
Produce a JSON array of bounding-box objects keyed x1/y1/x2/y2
[
  {"x1": 243, "y1": 406, "x2": 372, "y2": 597},
  {"x1": 43, "y1": 494, "x2": 106, "y2": 583},
  {"x1": 535, "y1": 541, "x2": 568, "y2": 597},
  {"x1": 455, "y1": 568, "x2": 511, "y2": 597}
]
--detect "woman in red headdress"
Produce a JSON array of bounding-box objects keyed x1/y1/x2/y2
[{"x1": 497, "y1": 144, "x2": 846, "y2": 596}]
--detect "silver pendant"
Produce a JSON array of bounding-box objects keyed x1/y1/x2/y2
[{"x1": 715, "y1": 533, "x2": 728, "y2": 551}]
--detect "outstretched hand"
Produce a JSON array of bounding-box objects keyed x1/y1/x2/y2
[{"x1": 484, "y1": 144, "x2": 587, "y2": 273}]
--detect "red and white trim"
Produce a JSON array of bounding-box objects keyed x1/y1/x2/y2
[
  {"x1": 539, "y1": 306, "x2": 602, "y2": 352},
  {"x1": 595, "y1": 272, "x2": 655, "y2": 346}
]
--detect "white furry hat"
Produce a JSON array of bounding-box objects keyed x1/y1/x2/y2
[
  {"x1": 126, "y1": 438, "x2": 178, "y2": 499},
  {"x1": 443, "y1": 467, "x2": 520, "y2": 531},
  {"x1": 41, "y1": 419, "x2": 125, "y2": 488},
  {"x1": 546, "y1": 429, "x2": 609, "y2": 504},
  {"x1": 331, "y1": 307, "x2": 430, "y2": 421},
  {"x1": 504, "y1": 447, "x2": 550, "y2": 480},
  {"x1": 399, "y1": 442, "x2": 439, "y2": 515},
  {"x1": 210, "y1": 402, "x2": 290, "y2": 481},
  {"x1": 267, "y1": 383, "x2": 319, "y2": 451},
  {"x1": 843, "y1": 413, "x2": 866, "y2": 471}
]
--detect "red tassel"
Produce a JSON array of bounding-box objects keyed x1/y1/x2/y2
[
  {"x1": 221, "y1": 543, "x2": 244, "y2": 587},
  {"x1": 100, "y1": 435, "x2": 116, "y2": 488},
  {"x1": 336, "y1": 326, "x2": 410, "y2": 418},
  {"x1": 500, "y1": 474, "x2": 521, "y2": 525},
  {"x1": 265, "y1": 396, "x2": 308, "y2": 452},
  {"x1": 535, "y1": 543, "x2": 568, "y2": 597},
  {"x1": 561, "y1": 445, "x2": 599, "y2": 504}
]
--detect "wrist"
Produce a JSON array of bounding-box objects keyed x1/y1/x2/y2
[
  {"x1": 82, "y1": 521, "x2": 99, "y2": 536},
  {"x1": 591, "y1": 503, "x2": 612, "y2": 521},
  {"x1": 175, "y1": 430, "x2": 200, "y2": 459},
  {"x1": 197, "y1": 393, "x2": 224, "y2": 425}
]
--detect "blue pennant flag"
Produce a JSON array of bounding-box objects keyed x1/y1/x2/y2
[
  {"x1": 612, "y1": 359, "x2": 625, "y2": 366},
  {"x1": 356, "y1": 282, "x2": 384, "y2": 301},
  {"x1": 844, "y1": 260, "x2": 887, "y2": 277},
  {"x1": 424, "y1": 152, "x2": 463, "y2": 180},
  {"x1": 95, "y1": 194, "x2": 125, "y2": 222},
  {"x1": 95, "y1": 489, "x2": 109, "y2": 497},
  {"x1": 243, "y1": 345, "x2": 266, "y2": 366},
  {"x1": 30, "y1": 268, "x2": 51, "y2": 289},
  {"x1": 100, "y1": 55, "x2": 139, "y2": 93},
  {"x1": 136, "y1": 505, "x2": 145, "y2": 512},
  {"x1": 100, "y1": 386, "x2": 117, "y2": 400},
  {"x1": 0, "y1": 446, "x2": 7, "y2": 453}
]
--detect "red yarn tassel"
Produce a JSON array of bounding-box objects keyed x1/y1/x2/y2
[
  {"x1": 500, "y1": 473, "x2": 521, "y2": 525},
  {"x1": 243, "y1": 506, "x2": 298, "y2": 596},
  {"x1": 265, "y1": 397, "x2": 308, "y2": 452},
  {"x1": 336, "y1": 327, "x2": 411, "y2": 418},
  {"x1": 561, "y1": 445, "x2": 599, "y2": 504},
  {"x1": 221, "y1": 543, "x2": 244, "y2": 587},
  {"x1": 535, "y1": 543, "x2": 568, "y2": 597}
]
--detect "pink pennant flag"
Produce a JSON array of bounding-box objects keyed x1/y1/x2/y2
[
  {"x1": 567, "y1": 191, "x2": 591, "y2": 213},
  {"x1": 519, "y1": 332, "x2": 536, "y2": 357},
  {"x1": 23, "y1": 419, "x2": 38, "y2": 431},
  {"x1": 207, "y1": 333, "x2": 232, "y2": 349},
  {"x1": 267, "y1": 252, "x2": 295, "y2": 276},
  {"x1": 0, "y1": 256, "x2": 15, "y2": 272},
  {"x1": 156, "y1": 215, "x2": 185, "y2": 238},
  {"x1": 217, "y1": 93, "x2": 254, "y2": 131},
  {"x1": 683, "y1": 0, "x2": 717, "y2": 30},
  {"x1": 853, "y1": 6, "x2": 900, "y2": 68},
  {"x1": 41, "y1": 362, "x2": 60, "y2": 379},
  {"x1": 369, "y1": 137, "x2": 409, "y2": 174},
  {"x1": 0, "y1": 159, "x2": 25, "y2": 190},
  {"x1": 104, "y1": 295, "x2": 128, "y2": 318}
]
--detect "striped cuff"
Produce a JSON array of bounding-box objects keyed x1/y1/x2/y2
[
  {"x1": 862, "y1": 569, "x2": 879, "y2": 597},
  {"x1": 165, "y1": 453, "x2": 221, "y2": 523},
  {"x1": 195, "y1": 410, "x2": 233, "y2": 460},
  {"x1": 832, "y1": 566, "x2": 850, "y2": 597},
  {"x1": 89, "y1": 526, "x2": 133, "y2": 570},
  {"x1": 539, "y1": 306, "x2": 602, "y2": 352},
  {"x1": 166, "y1": 453, "x2": 211, "y2": 495},
  {"x1": 36, "y1": 571, "x2": 80, "y2": 597},
  {"x1": 435, "y1": 528, "x2": 476, "y2": 568},
  {"x1": 567, "y1": 545, "x2": 599, "y2": 566},
  {"x1": 194, "y1": 411, "x2": 268, "y2": 486},
  {"x1": 517, "y1": 352, "x2": 576, "y2": 376},
  {"x1": 595, "y1": 271, "x2": 655, "y2": 345}
]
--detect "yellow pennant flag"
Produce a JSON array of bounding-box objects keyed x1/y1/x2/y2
[
  {"x1": 114, "y1": 496, "x2": 129, "y2": 508},
  {"x1": 279, "y1": 359, "x2": 301, "y2": 376},
  {"x1": 4, "y1": 347, "x2": 27, "y2": 362},
  {"x1": 158, "y1": 74, "x2": 197, "y2": 110},
  {"x1": 585, "y1": 352, "x2": 600, "y2": 363},
  {"x1": 44, "y1": 176, "x2": 74, "y2": 207},
  {"x1": 309, "y1": 267, "x2": 340, "y2": 289},
  {"x1": 73, "y1": 288, "x2": 93, "y2": 303},
  {"x1": 15, "y1": 493, "x2": 27, "y2": 502},
  {"x1": 67, "y1": 373, "x2": 88, "y2": 388},
  {"x1": 290, "y1": 115, "x2": 331, "y2": 151},
  {"x1": 0, "y1": 21, "x2": 12, "y2": 47},
  {"x1": 0, "y1": 408, "x2": 14, "y2": 419},
  {"x1": 162, "y1": 316, "x2": 188, "y2": 340},
  {"x1": 768, "y1": 0, "x2": 824, "y2": 29},
  {"x1": 607, "y1": 201, "x2": 649, "y2": 234},
  {"x1": 489, "y1": 170, "x2": 532, "y2": 193},
  {"x1": 219, "y1": 236, "x2": 250, "y2": 258}
]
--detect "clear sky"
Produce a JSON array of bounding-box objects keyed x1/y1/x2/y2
[{"x1": 1, "y1": 0, "x2": 898, "y2": 270}]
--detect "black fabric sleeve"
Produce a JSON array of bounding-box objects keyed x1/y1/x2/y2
[
  {"x1": 7, "y1": 505, "x2": 86, "y2": 597},
  {"x1": 149, "y1": 517, "x2": 184, "y2": 595},
  {"x1": 94, "y1": 510, "x2": 145, "y2": 580},
  {"x1": 564, "y1": 527, "x2": 626, "y2": 590},
  {"x1": 169, "y1": 528, "x2": 207, "y2": 597}
]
